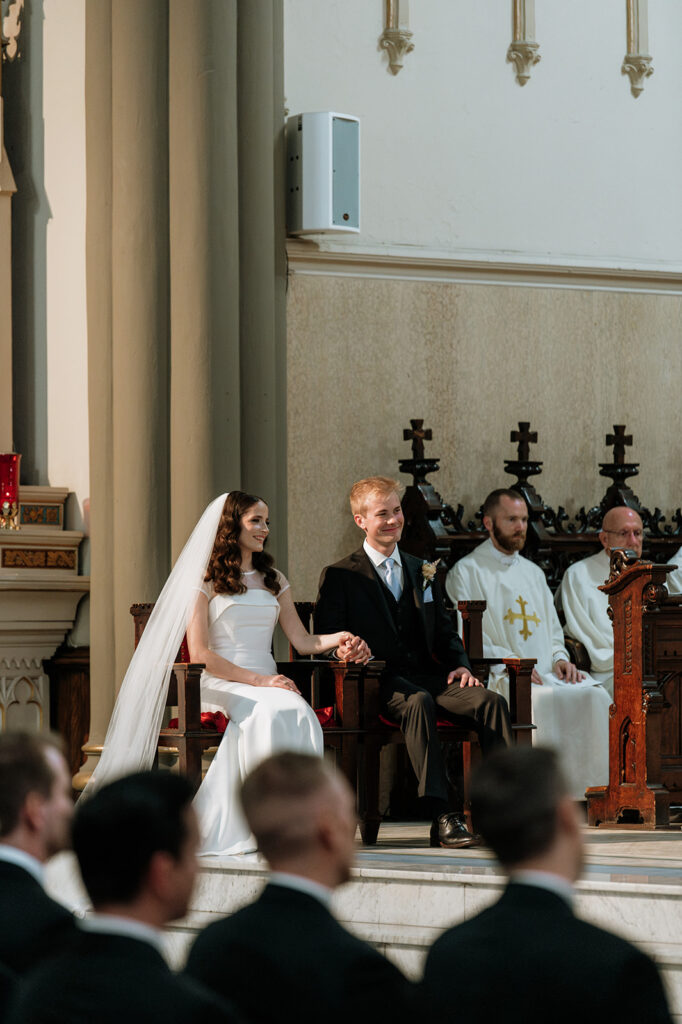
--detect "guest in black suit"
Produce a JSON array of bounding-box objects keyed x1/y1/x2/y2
[
  {"x1": 0, "y1": 961, "x2": 16, "y2": 1019},
  {"x1": 185, "y1": 751, "x2": 415, "y2": 1024},
  {"x1": 422, "y1": 747, "x2": 673, "y2": 1024},
  {"x1": 314, "y1": 475, "x2": 512, "y2": 847},
  {"x1": 9, "y1": 772, "x2": 237, "y2": 1024},
  {"x1": 0, "y1": 731, "x2": 76, "y2": 973}
]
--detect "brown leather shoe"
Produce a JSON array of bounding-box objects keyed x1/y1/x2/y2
[{"x1": 429, "y1": 812, "x2": 482, "y2": 849}]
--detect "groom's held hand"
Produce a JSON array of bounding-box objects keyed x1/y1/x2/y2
[
  {"x1": 447, "y1": 667, "x2": 482, "y2": 688},
  {"x1": 336, "y1": 636, "x2": 372, "y2": 664}
]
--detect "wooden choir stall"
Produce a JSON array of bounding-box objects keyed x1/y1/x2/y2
[
  {"x1": 397, "y1": 418, "x2": 682, "y2": 828},
  {"x1": 586, "y1": 552, "x2": 682, "y2": 828}
]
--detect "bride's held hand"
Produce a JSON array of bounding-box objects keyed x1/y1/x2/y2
[
  {"x1": 259, "y1": 674, "x2": 301, "y2": 695},
  {"x1": 336, "y1": 634, "x2": 372, "y2": 665}
]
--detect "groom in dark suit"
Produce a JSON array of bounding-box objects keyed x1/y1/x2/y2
[
  {"x1": 314, "y1": 476, "x2": 512, "y2": 847},
  {"x1": 422, "y1": 747, "x2": 673, "y2": 1024}
]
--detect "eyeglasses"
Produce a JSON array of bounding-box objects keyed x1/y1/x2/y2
[{"x1": 604, "y1": 529, "x2": 643, "y2": 540}]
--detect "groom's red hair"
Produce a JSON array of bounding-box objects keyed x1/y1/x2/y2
[{"x1": 349, "y1": 476, "x2": 401, "y2": 516}]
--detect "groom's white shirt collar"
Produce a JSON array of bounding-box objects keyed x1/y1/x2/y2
[{"x1": 363, "y1": 538, "x2": 402, "y2": 569}]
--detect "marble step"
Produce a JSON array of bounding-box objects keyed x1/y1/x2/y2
[{"x1": 46, "y1": 824, "x2": 682, "y2": 1018}]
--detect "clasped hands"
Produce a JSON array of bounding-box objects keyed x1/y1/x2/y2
[
  {"x1": 335, "y1": 633, "x2": 373, "y2": 665},
  {"x1": 334, "y1": 641, "x2": 481, "y2": 686}
]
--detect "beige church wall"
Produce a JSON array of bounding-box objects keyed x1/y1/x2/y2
[
  {"x1": 4, "y1": 0, "x2": 90, "y2": 644},
  {"x1": 283, "y1": 0, "x2": 682, "y2": 269},
  {"x1": 5, "y1": 0, "x2": 90, "y2": 536},
  {"x1": 43, "y1": 0, "x2": 89, "y2": 538},
  {"x1": 286, "y1": 269, "x2": 682, "y2": 599}
]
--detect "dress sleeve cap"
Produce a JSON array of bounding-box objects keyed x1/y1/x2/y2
[{"x1": 276, "y1": 569, "x2": 291, "y2": 595}]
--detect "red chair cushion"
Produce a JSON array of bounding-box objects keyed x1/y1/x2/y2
[
  {"x1": 167, "y1": 711, "x2": 228, "y2": 733},
  {"x1": 315, "y1": 706, "x2": 335, "y2": 728},
  {"x1": 379, "y1": 713, "x2": 458, "y2": 730}
]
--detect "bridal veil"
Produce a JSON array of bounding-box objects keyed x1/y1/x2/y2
[{"x1": 85, "y1": 493, "x2": 228, "y2": 792}]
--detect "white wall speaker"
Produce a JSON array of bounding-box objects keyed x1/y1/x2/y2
[{"x1": 286, "y1": 112, "x2": 360, "y2": 235}]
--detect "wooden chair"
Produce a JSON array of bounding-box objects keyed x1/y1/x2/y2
[
  {"x1": 336, "y1": 600, "x2": 535, "y2": 844},
  {"x1": 129, "y1": 601, "x2": 361, "y2": 791},
  {"x1": 130, "y1": 599, "x2": 534, "y2": 843},
  {"x1": 130, "y1": 603, "x2": 222, "y2": 788}
]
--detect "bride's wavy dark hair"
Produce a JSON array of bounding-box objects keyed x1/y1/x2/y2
[{"x1": 205, "y1": 492, "x2": 280, "y2": 596}]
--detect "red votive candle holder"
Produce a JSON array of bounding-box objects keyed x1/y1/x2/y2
[{"x1": 0, "y1": 453, "x2": 20, "y2": 530}]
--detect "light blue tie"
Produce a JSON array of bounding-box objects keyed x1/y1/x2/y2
[{"x1": 384, "y1": 557, "x2": 402, "y2": 601}]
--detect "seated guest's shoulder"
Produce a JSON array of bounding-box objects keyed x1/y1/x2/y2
[
  {"x1": 171, "y1": 972, "x2": 238, "y2": 1022},
  {"x1": 8, "y1": 944, "x2": 238, "y2": 1024}
]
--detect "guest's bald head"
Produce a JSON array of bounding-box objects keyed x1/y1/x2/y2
[
  {"x1": 600, "y1": 506, "x2": 643, "y2": 559},
  {"x1": 240, "y1": 753, "x2": 357, "y2": 886}
]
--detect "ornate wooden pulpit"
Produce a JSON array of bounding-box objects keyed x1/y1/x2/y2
[{"x1": 586, "y1": 551, "x2": 682, "y2": 828}]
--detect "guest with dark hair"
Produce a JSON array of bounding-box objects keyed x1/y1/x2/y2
[
  {"x1": 422, "y1": 747, "x2": 673, "y2": 1024},
  {"x1": 9, "y1": 771, "x2": 237, "y2": 1024},
  {"x1": 185, "y1": 752, "x2": 415, "y2": 1024},
  {"x1": 0, "y1": 731, "x2": 76, "y2": 973}
]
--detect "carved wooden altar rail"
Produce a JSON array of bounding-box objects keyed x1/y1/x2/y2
[
  {"x1": 586, "y1": 553, "x2": 682, "y2": 828},
  {"x1": 398, "y1": 418, "x2": 682, "y2": 591}
]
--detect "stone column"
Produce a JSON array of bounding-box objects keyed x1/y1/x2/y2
[
  {"x1": 78, "y1": 0, "x2": 170, "y2": 787},
  {"x1": 110, "y1": 0, "x2": 170, "y2": 686},
  {"x1": 78, "y1": 0, "x2": 114, "y2": 788},
  {"x1": 237, "y1": 0, "x2": 288, "y2": 571},
  {"x1": 0, "y1": 120, "x2": 16, "y2": 452},
  {"x1": 168, "y1": 0, "x2": 241, "y2": 559}
]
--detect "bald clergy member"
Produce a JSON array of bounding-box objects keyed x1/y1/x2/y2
[
  {"x1": 557, "y1": 506, "x2": 644, "y2": 699},
  {"x1": 446, "y1": 490, "x2": 611, "y2": 799}
]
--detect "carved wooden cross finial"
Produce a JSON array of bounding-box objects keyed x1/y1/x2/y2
[
  {"x1": 510, "y1": 421, "x2": 537, "y2": 462},
  {"x1": 606, "y1": 425, "x2": 632, "y2": 465},
  {"x1": 403, "y1": 419, "x2": 432, "y2": 460}
]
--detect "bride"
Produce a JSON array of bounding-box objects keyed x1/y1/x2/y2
[{"x1": 88, "y1": 491, "x2": 370, "y2": 856}]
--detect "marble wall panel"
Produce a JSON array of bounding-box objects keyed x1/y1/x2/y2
[{"x1": 287, "y1": 273, "x2": 682, "y2": 598}]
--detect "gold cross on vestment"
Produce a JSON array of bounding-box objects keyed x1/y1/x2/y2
[{"x1": 503, "y1": 595, "x2": 541, "y2": 641}]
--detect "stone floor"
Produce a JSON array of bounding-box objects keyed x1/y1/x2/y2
[{"x1": 359, "y1": 819, "x2": 682, "y2": 885}]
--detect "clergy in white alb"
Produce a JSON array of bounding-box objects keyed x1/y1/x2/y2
[
  {"x1": 666, "y1": 546, "x2": 682, "y2": 596},
  {"x1": 556, "y1": 506, "x2": 644, "y2": 700},
  {"x1": 446, "y1": 489, "x2": 610, "y2": 800}
]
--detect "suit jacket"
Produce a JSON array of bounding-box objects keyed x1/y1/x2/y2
[
  {"x1": 314, "y1": 546, "x2": 471, "y2": 676},
  {"x1": 421, "y1": 881, "x2": 673, "y2": 1024},
  {"x1": 0, "y1": 961, "x2": 16, "y2": 1021},
  {"x1": 7, "y1": 929, "x2": 238, "y2": 1024},
  {"x1": 0, "y1": 860, "x2": 77, "y2": 974},
  {"x1": 185, "y1": 882, "x2": 416, "y2": 1024}
]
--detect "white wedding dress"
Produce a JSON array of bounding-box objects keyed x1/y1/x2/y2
[{"x1": 192, "y1": 569, "x2": 324, "y2": 856}]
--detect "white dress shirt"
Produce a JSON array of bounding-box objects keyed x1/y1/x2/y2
[
  {"x1": 363, "y1": 538, "x2": 404, "y2": 595},
  {"x1": 269, "y1": 871, "x2": 333, "y2": 909},
  {"x1": 79, "y1": 913, "x2": 166, "y2": 955},
  {"x1": 0, "y1": 843, "x2": 45, "y2": 885},
  {"x1": 510, "y1": 869, "x2": 574, "y2": 905}
]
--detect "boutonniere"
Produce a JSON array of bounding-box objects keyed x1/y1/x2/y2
[{"x1": 420, "y1": 559, "x2": 440, "y2": 591}]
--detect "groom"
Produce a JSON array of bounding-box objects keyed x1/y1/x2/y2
[{"x1": 315, "y1": 476, "x2": 512, "y2": 848}]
